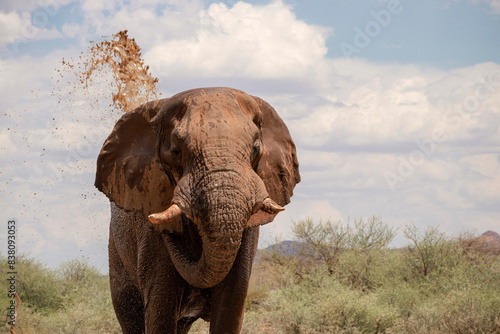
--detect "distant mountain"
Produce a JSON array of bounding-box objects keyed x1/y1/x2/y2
[
  {"x1": 478, "y1": 230, "x2": 500, "y2": 246},
  {"x1": 255, "y1": 240, "x2": 305, "y2": 262},
  {"x1": 476, "y1": 231, "x2": 500, "y2": 254},
  {"x1": 255, "y1": 231, "x2": 500, "y2": 261},
  {"x1": 262, "y1": 240, "x2": 304, "y2": 255}
]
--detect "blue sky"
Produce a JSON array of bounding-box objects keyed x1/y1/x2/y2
[
  {"x1": 294, "y1": 0, "x2": 500, "y2": 68},
  {"x1": 1, "y1": 0, "x2": 499, "y2": 272},
  {"x1": 4, "y1": 0, "x2": 500, "y2": 66}
]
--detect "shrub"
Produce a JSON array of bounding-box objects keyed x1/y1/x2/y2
[
  {"x1": 252, "y1": 219, "x2": 499, "y2": 334},
  {"x1": 440, "y1": 288, "x2": 500, "y2": 333},
  {"x1": 15, "y1": 256, "x2": 64, "y2": 313},
  {"x1": 403, "y1": 224, "x2": 457, "y2": 279},
  {"x1": 290, "y1": 216, "x2": 396, "y2": 275},
  {"x1": 252, "y1": 268, "x2": 401, "y2": 334},
  {"x1": 2, "y1": 219, "x2": 499, "y2": 334},
  {"x1": 291, "y1": 218, "x2": 350, "y2": 273},
  {"x1": 0, "y1": 256, "x2": 119, "y2": 334},
  {"x1": 58, "y1": 259, "x2": 101, "y2": 284}
]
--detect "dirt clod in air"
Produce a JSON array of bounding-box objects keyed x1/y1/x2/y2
[
  {"x1": 81, "y1": 30, "x2": 160, "y2": 112},
  {"x1": 56, "y1": 30, "x2": 160, "y2": 115}
]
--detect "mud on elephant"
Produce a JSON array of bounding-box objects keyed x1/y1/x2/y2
[{"x1": 95, "y1": 87, "x2": 300, "y2": 333}]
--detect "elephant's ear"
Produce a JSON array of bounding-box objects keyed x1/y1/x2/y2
[
  {"x1": 95, "y1": 99, "x2": 174, "y2": 215},
  {"x1": 254, "y1": 97, "x2": 301, "y2": 207}
]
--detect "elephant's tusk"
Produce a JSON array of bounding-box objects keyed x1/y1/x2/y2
[
  {"x1": 261, "y1": 198, "x2": 285, "y2": 215},
  {"x1": 148, "y1": 204, "x2": 183, "y2": 225}
]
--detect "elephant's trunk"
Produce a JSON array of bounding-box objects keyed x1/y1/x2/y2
[
  {"x1": 154, "y1": 169, "x2": 282, "y2": 289},
  {"x1": 160, "y1": 171, "x2": 250, "y2": 289},
  {"x1": 163, "y1": 232, "x2": 242, "y2": 289}
]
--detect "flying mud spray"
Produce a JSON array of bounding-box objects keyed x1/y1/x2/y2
[
  {"x1": 51, "y1": 31, "x2": 161, "y2": 258},
  {"x1": 7, "y1": 30, "x2": 160, "y2": 333},
  {"x1": 57, "y1": 30, "x2": 160, "y2": 113},
  {"x1": 52, "y1": 29, "x2": 161, "y2": 224},
  {"x1": 50, "y1": 29, "x2": 161, "y2": 188}
]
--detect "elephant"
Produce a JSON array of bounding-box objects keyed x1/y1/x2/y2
[{"x1": 95, "y1": 87, "x2": 300, "y2": 333}]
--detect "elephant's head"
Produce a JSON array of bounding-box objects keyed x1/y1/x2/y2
[{"x1": 95, "y1": 87, "x2": 300, "y2": 288}]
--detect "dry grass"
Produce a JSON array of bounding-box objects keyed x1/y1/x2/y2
[
  {"x1": 8, "y1": 294, "x2": 26, "y2": 334},
  {"x1": 1, "y1": 224, "x2": 499, "y2": 334}
]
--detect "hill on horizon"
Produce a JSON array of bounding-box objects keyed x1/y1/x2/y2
[{"x1": 257, "y1": 230, "x2": 500, "y2": 259}]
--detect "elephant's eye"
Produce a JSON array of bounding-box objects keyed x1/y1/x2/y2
[
  {"x1": 161, "y1": 143, "x2": 182, "y2": 166},
  {"x1": 169, "y1": 143, "x2": 182, "y2": 163},
  {"x1": 171, "y1": 145, "x2": 181, "y2": 157},
  {"x1": 251, "y1": 141, "x2": 262, "y2": 167},
  {"x1": 253, "y1": 143, "x2": 260, "y2": 156}
]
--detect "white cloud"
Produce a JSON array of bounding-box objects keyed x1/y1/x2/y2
[
  {"x1": 76, "y1": 0, "x2": 204, "y2": 49},
  {"x1": 1, "y1": 0, "x2": 500, "y2": 270},
  {"x1": 299, "y1": 150, "x2": 346, "y2": 169},
  {"x1": 19, "y1": 223, "x2": 51, "y2": 256},
  {"x1": 491, "y1": 0, "x2": 500, "y2": 12},
  {"x1": 470, "y1": 0, "x2": 500, "y2": 13},
  {"x1": 0, "y1": 0, "x2": 74, "y2": 13},
  {"x1": 82, "y1": 0, "x2": 122, "y2": 12},
  {"x1": 261, "y1": 198, "x2": 343, "y2": 243},
  {"x1": 0, "y1": 8, "x2": 66, "y2": 47},
  {"x1": 288, "y1": 61, "x2": 500, "y2": 150},
  {"x1": 459, "y1": 154, "x2": 500, "y2": 204},
  {"x1": 277, "y1": 58, "x2": 500, "y2": 239},
  {"x1": 145, "y1": 1, "x2": 332, "y2": 85},
  {"x1": 0, "y1": 12, "x2": 26, "y2": 45}
]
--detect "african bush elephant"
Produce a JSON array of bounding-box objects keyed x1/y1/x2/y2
[{"x1": 95, "y1": 87, "x2": 300, "y2": 333}]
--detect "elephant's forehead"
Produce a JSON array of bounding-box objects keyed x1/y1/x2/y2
[
  {"x1": 183, "y1": 88, "x2": 260, "y2": 120},
  {"x1": 184, "y1": 88, "x2": 240, "y2": 109},
  {"x1": 178, "y1": 100, "x2": 257, "y2": 141}
]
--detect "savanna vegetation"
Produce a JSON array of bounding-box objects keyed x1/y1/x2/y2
[
  {"x1": 0, "y1": 258, "x2": 118, "y2": 333},
  {"x1": 2, "y1": 217, "x2": 499, "y2": 333}
]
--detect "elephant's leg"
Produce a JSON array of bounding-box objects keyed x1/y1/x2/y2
[
  {"x1": 209, "y1": 226, "x2": 259, "y2": 333},
  {"x1": 109, "y1": 232, "x2": 145, "y2": 334},
  {"x1": 138, "y1": 229, "x2": 187, "y2": 333},
  {"x1": 142, "y1": 282, "x2": 182, "y2": 334}
]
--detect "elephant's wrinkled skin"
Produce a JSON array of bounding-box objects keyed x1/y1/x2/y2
[{"x1": 95, "y1": 87, "x2": 300, "y2": 333}]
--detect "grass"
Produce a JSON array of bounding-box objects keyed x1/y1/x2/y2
[
  {"x1": 236, "y1": 220, "x2": 500, "y2": 334},
  {"x1": 0, "y1": 257, "x2": 120, "y2": 334},
  {"x1": 2, "y1": 219, "x2": 499, "y2": 333}
]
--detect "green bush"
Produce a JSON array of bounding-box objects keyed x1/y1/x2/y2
[
  {"x1": 2, "y1": 219, "x2": 499, "y2": 334},
  {"x1": 15, "y1": 275, "x2": 119, "y2": 334},
  {"x1": 242, "y1": 267, "x2": 402, "y2": 334},
  {"x1": 0, "y1": 256, "x2": 119, "y2": 334},
  {"x1": 403, "y1": 224, "x2": 459, "y2": 280},
  {"x1": 14, "y1": 256, "x2": 64, "y2": 313},
  {"x1": 246, "y1": 219, "x2": 500, "y2": 334},
  {"x1": 58, "y1": 259, "x2": 101, "y2": 284}
]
